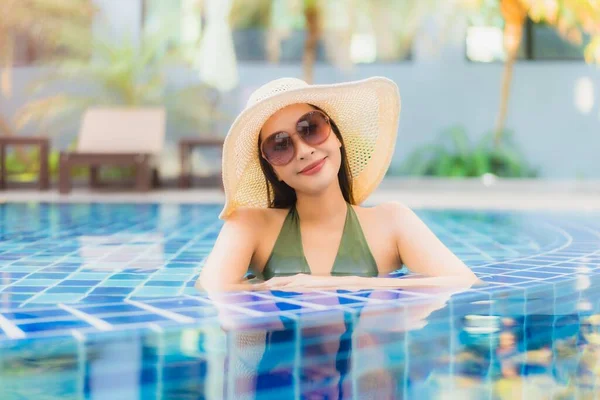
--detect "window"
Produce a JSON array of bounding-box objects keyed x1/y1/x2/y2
[
  {"x1": 530, "y1": 21, "x2": 590, "y2": 60},
  {"x1": 228, "y1": 0, "x2": 412, "y2": 64},
  {"x1": 466, "y1": 7, "x2": 589, "y2": 62},
  {"x1": 7, "y1": 1, "x2": 94, "y2": 67},
  {"x1": 142, "y1": 0, "x2": 203, "y2": 57},
  {"x1": 142, "y1": 0, "x2": 412, "y2": 64},
  {"x1": 11, "y1": 34, "x2": 43, "y2": 67}
]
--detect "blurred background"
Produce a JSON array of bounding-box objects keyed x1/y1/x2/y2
[{"x1": 1, "y1": 0, "x2": 599, "y2": 185}]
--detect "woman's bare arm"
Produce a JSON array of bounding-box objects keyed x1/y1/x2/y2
[
  {"x1": 198, "y1": 202, "x2": 478, "y2": 293},
  {"x1": 258, "y1": 273, "x2": 479, "y2": 291},
  {"x1": 195, "y1": 209, "x2": 265, "y2": 292},
  {"x1": 387, "y1": 202, "x2": 478, "y2": 281}
]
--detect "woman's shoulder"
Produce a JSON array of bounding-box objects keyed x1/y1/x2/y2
[
  {"x1": 353, "y1": 201, "x2": 411, "y2": 219},
  {"x1": 225, "y1": 206, "x2": 290, "y2": 233}
]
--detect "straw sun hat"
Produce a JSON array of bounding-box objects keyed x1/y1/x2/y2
[{"x1": 219, "y1": 76, "x2": 401, "y2": 220}]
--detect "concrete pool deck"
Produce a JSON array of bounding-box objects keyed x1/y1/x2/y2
[{"x1": 0, "y1": 178, "x2": 599, "y2": 211}]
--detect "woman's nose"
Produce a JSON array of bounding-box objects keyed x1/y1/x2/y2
[{"x1": 295, "y1": 136, "x2": 316, "y2": 160}]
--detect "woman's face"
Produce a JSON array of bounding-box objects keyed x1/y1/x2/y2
[{"x1": 260, "y1": 103, "x2": 342, "y2": 195}]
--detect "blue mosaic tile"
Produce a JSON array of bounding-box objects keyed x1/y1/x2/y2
[
  {"x1": 0, "y1": 203, "x2": 597, "y2": 348},
  {"x1": 0, "y1": 272, "x2": 29, "y2": 278},
  {"x1": 144, "y1": 281, "x2": 183, "y2": 287},
  {"x1": 12, "y1": 279, "x2": 57, "y2": 286},
  {"x1": 45, "y1": 286, "x2": 90, "y2": 294},
  {"x1": 41, "y1": 266, "x2": 80, "y2": 272},
  {"x1": 175, "y1": 308, "x2": 219, "y2": 319},
  {"x1": 131, "y1": 287, "x2": 181, "y2": 297},
  {"x1": 58, "y1": 279, "x2": 102, "y2": 286},
  {"x1": 470, "y1": 266, "x2": 515, "y2": 274},
  {"x1": 181, "y1": 287, "x2": 200, "y2": 295},
  {"x1": 27, "y1": 273, "x2": 70, "y2": 279},
  {"x1": 165, "y1": 262, "x2": 199, "y2": 269},
  {"x1": 107, "y1": 274, "x2": 146, "y2": 280},
  {"x1": 102, "y1": 313, "x2": 170, "y2": 324},
  {"x1": 2, "y1": 308, "x2": 73, "y2": 321},
  {"x1": 205, "y1": 293, "x2": 274, "y2": 304},
  {"x1": 239, "y1": 301, "x2": 309, "y2": 313},
  {"x1": 529, "y1": 266, "x2": 575, "y2": 274},
  {"x1": 1, "y1": 286, "x2": 42, "y2": 293},
  {"x1": 90, "y1": 287, "x2": 133, "y2": 295},
  {"x1": 148, "y1": 274, "x2": 191, "y2": 281},
  {"x1": 75, "y1": 303, "x2": 144, "y2": 314},
  {"x1": 481, "y1": 275, "x2": 533, "y2": 284},
  {"x1": 0, "y1": 266, "x2": 40, "y2": 272},
  {"x1": 302, "y1": 295, "x2": 369, "y2": 306},
  {"x1": 0, "y1": 293, "x2": 34, "y2": 302},
  {"x1": 143, "y1": 298, "x2": 208, "y2": 309},
  {"x1": 99, "y1": 280, "x2": 143, "y2": 287},
  {"x1": 11, "y1": 261, "x2": 50, "y2": 266},
  {"x1": 69, "y1": 273, "x2": 112, "y2": 279},
  {"x1": 121, "y1": 268, "x2": 159, "y2": 273},
  {"x1": 31, "y1": 293, "x2": 84, "y2": 304},
  {"x1": 18, "y1": 319, "x2": 92, "y2": 333},
  {"x1": 78, "y1": 295, "x2": 127, "y2": 304},
  {"x1": 501, "y1": 270, "x2": 561, "y2": 279}
]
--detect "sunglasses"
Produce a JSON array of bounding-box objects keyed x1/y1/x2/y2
[{"x1": 260, "y1": 110, "x2": 332, "y2": 166}]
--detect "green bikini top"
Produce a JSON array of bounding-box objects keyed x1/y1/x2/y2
[{"x1": 260, "y1": 202, "x2": 379, "y2": 280}]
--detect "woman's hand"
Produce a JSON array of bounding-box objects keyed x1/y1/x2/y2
[
  {"x1": 254, "y1": 274, "x2": 359, "y2": 292},
  {"x1": 253, "y1": 274, "x2": 479, "y2": 292},
  {"x1": 386, "y1": 202, "x2": 478, "y2": 281}
]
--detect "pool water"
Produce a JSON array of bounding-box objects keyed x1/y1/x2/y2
[{"x1": 0, "y1": 203, "x2": 599, "y2": 399}]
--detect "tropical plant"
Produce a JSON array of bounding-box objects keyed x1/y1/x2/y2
[
  {"x1": 232, "y1": 0, "x2": 600, "y2": 146},
  {"x1": 0, "y1": 0, "x2": 95, "y2": 178},
  {"x1": 462, "y1": 0, "x2": 600, "y2": 146},
  {"x1": 15, "y1": 31, "x2": 219, "y2": 138},
  {"x1": 302, "y1": 0, "x2": 320, "y2": 84},
  {"x1": 230, "y1": 0, "x2": 272, "y2": 29},
  {"x1": 0, "y1": 0, "x2": 95, "y2": 133},
  {"x1": 230, "y1": 0, "x2": 430, "y2": 83},
  {"x1": 5, "y1": 147, "x2": 116, "y2": 182},
  {"x1": 395, "y1": 125, "x2": 538, "y2": 177}
]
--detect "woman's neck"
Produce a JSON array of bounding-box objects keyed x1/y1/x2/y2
[{"x1": 294, "y1": 181, "x2": 348, "y2": 225}]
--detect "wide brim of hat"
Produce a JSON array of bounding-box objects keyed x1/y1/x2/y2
[{"x1": 219, "y1": 76, "x2": 401, "y2": 220}]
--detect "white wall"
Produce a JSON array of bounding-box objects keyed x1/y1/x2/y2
[
  {"x1": 221, "y1": 40, "x2": 600, "y2": 178},
  {"x1": 2, "y1": 5, "x2": 599, "y2": 179},
  {"x1": 91, "y1": 0, "x2": 143, "y2": 46}
]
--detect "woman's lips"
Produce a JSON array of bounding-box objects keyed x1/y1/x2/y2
[{"x1": 299, "y1": 158, "x2": 326, "y2": 175}]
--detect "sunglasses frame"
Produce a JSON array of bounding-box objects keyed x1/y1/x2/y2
[{"x1": 260, "y1": 110, "x2": 332, "y2": 167}]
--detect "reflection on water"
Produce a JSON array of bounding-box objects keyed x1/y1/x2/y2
[
  {"x1": 3, "y1": 282, "x2": 600, "y2": 399},
  {"x1": 0, "y1": 203, "x2": 599, "y2": 398},
  {"x1": 77, "y1": 233, "x2": 166, "y2": 272}
]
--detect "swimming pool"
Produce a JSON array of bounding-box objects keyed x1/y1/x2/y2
[{"x1": 0, "y1": 203, "x2": 599, "y2": 399}]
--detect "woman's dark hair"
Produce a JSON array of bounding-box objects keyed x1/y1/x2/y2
[{"x1": 257, "y1": 104, "x2": 354, "y2": 209}]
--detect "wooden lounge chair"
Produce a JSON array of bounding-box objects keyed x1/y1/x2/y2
[
  {"x1": 59, "y1": 107, "x2": 166, "y2": 194},
  {"x1": 178, "y1": 137, "x2": 224, "y2": 189},
  {"x1": 0, "y1": 136, "x2": 50, "y2": 190}
]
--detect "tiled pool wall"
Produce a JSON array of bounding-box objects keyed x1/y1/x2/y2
[{"x1": 0, "y1": 204, "x2": 599, "y2": 398}]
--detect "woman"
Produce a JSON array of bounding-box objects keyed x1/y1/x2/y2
[
  {"x1": 211, "y1": 287, "x2": 466, "y2": 398},
  {"x1": 197, "y1": 76, "x2": 477, "y2": 292}
]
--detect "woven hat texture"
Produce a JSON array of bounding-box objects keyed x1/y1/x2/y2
[{"x1": 219, "y1": 76, "x2": 401, "y2": 219}]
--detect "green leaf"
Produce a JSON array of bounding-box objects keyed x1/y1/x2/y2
[
  {"x1": 403, "y1": 125, "x2": 538, "y2": 178},
  {"x1": 471, "y1": 147, "x2": 491, "y2": 176},
  {"x1": 14, "y1": 29, "x2": 219, "y2": 138},
  {"x1": 447, "y1": 125, "x2": 471, "y2": 157}
]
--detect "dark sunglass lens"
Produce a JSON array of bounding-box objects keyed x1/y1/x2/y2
[
  {"x1": 297, "y1": 112, "x2": 329, "y2": 144},
  {"x1": 264, "y1": 132, "x2": 294, "y2": 165}
]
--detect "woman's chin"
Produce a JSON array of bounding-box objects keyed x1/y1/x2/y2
[
  {"x1": 287, "y1": 163, "x2": 340, "y2": 195},
  {"x1": 293, "y1": 179, "x2": 338, "y2": 197}
]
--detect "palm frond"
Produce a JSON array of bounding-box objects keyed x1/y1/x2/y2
[
  {"x1": 15, "y1": 94, "x2": 97, "y2": 135},
  {"x1": 16, "y1": 27, "x2": 217, "y2": 137}
]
